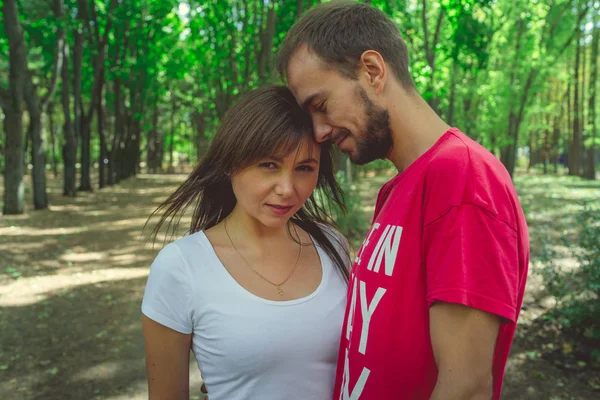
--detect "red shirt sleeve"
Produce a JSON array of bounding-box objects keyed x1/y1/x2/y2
[{"x1": 423, "y1": 203, "x2": 520, "y2": 323}]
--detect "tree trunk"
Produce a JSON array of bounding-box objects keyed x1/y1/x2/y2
[
  {"x1": 583, "y1": 10, "x2": 598, "y2": 179},
  {"x1": 61, "y1": 44, "x2": 77, "y2": 197},
  {"x1": 501, "y1": 69, "x2": 535, "y2": 176},
  {"x1": 580, "y1": 25, "x2": 588, "y2": 178},
  {"x1": 48, "y1": 103, "x2": 58, "y2": 178},
  {"x1": 168, "y1": 102, "x2": 176, "y2": 173},
  {"x1": 499, "y1": 18, "x2": 525, "y2": 176},
  {"x1": 543, "y1": 98, "x2": 552, "y2": 175},
  {"x1": 89, "y1": 0, "x2": 116, "y2": 188},
  {"x1": 569, "y1": 25, "x2": 583, "y2": 176},
  {"x1": 24, "y1": 0, "x2": 66, "y2": 209},
  {"x1": 73, "y1": 13, "x2": 84, "y2": 184},
  {"x1": 528, "y1": 125, "x2": 536, "y2": 171},
  {"x1": 146, "y1": 100, "x2": 161, "y2": 173},
  {"x1": 2, "y1": 0, "x2": 28, "y2": 214},
  {"x1": 447, "y1": 60, "x2": 458, "y2": 127},
  {"x1": 24, "y1": 81, "x2": 47, "y2": 209},
  {"x1": 421, "y1": 0, "x2": 445, "y2": 114},
  {"x1": 258, "y1": 5, "x2": 276, "y2": 83},
  {"x1": 552, "y1": 116, "x2": 561, "y2": 174},
  {"x1": 111, "y1": 78, "x2": 124, "y2": 184},
  {"x1": 97, "y1": 89, "x2": 107, "y2": 188},
  {"x1": 24, "y1": 128, "x2": 31, "y2": 167},
  {"x1": 133, "y1": 118, "x2": 142, "y2": 176},
  {"x1": 73, "y1": 0, "x2": 93, "y2": 192},
  {"x1": 581, "y1": 28, "x2": 587, "y2": 135},
  {"x1": 193, "y1": 110, "x2": 208, "y2": 161},
  {"x1": 78, "y1": 122, "x2": 92, "y2": 191},
  {"x1": 2, "y1": 108, "x2": 25, "y2": 215}
]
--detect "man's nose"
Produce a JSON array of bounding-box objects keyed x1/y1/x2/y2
[{"x1": 312, "y1": 115, "x2": 333, "y2": 143}]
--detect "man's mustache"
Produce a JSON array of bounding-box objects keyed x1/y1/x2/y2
[{"x1": 331, "y1": 129, "x2": 351, "y2": 144}]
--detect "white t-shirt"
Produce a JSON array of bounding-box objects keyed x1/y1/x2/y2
[{"x1": 142, "y1": 230, "x2": 349, "y2": 400}]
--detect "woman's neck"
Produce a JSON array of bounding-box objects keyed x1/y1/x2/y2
[{"x1": 225, "y1": 207, "x2": 294, "y2": 247}]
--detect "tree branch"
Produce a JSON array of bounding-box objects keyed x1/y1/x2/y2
[
  {"x1": 41, "y1": 0, "x2": 66, "y2": 109},
  {"x1": 553, "y1": 4, "x2": 589, "y2": 58},
  {"x1": 432, "y1": 7, "x2": 445, "y2": 56},
  {"x1": 89, "y1": 0, "x2": 101, "y2": 45},
  {"x1": 547, "y1": 0, "x2": 575, "y2": 40},
  {"x1": 101, "y1": 0, "x2": 118, "y2": 47},
  {"x1": 541, "y1": 0, "x2": 557, "y2": 39}
]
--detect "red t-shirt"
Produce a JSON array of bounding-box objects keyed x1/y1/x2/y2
[{"x1": 332, "y1": 128, "x2": 529, "y2": 400}]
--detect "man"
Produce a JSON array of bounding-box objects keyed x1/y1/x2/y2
[{"x1": 276, "y1": 1, "x2": 529, "y2": 399}]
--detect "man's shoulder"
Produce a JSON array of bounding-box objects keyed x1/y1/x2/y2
[
  {"x1": 421, "y1": 129, "x2": 520, "y2": 227},
  {"x1": 427, "y1": 129, "x2": 511, "y2": 186}
]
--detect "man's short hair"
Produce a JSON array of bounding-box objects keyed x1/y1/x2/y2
[{"x1": 276, "y1": 0, "x2": 415, "y2": 89}]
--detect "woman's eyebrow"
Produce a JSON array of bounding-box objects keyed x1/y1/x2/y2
[{"x1": 296, "y1": 158, "x2": 319, "y2": 164}]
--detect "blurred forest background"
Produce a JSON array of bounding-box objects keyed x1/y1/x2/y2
[{"x1": 1, "y1": 0, "x2": 599, "y2": 399}]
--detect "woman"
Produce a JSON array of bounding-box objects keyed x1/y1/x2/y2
[{"x1": 142, "y1": 85, "x2": 351, "y2": 400}]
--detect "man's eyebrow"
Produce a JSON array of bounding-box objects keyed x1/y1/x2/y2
[{"x1": 301, "y1": 91, "x2": 323, "y2": 111}]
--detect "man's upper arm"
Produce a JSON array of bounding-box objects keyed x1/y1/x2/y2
[
  {"x1": 424, "y1": 203, "x2": 520, "y2": 323},
  {"x1": 429, "y1": 302, "x2": 499, "y2": 400}
]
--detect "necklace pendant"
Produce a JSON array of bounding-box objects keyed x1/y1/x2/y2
[{"x1": 277, "y1": 286, "x2": 284, "y2": 296}]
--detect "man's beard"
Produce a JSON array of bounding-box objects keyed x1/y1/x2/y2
[{"x1": 348, "y1": 86, "x2": 393, "y2": 165}]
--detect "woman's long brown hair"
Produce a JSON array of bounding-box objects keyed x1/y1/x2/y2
[{"x1": 147, "y1": 85, "x2": 349, "y2": 282}]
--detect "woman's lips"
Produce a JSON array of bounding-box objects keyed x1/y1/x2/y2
[{"x1": 266, "y1": 204, "x2": 294, "y2": 215}]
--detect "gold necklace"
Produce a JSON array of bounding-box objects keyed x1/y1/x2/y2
[{"x1": 223, "y1": 218, "x2": 303, "y2": 296}]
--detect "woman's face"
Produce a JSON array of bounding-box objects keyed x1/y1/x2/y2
[{"x1": 231, "y1": 138, "x2": 321, "y2": 228}]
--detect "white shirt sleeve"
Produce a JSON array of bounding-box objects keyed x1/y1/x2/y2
[{"x1": 141, "y1": 242, "x2": 195, "y2": 334}]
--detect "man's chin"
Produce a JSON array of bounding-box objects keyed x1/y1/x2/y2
[
  {"x1": 350, "y1": 155, "x2": 373, "y2": 166},
  {"x1": 349, "y1": 150, "x2": 381, "y2": 166},
  {"x1": 342, "y1": 149, "x2": 365, "y2": 165}
]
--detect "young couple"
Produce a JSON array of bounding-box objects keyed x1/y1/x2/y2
[{"x1": 142, "y1": 2, "x2": 530, "y2": 400}]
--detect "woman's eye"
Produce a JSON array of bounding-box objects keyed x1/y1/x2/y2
[
  {"x1": 259, "y1": 162, "x2": 278, "y2": 169},
  {"x1": 297, "y1": 165, "x2": 315, "y2": 172}
]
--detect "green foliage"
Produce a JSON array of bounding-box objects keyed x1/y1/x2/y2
[
  {"x1": 0, "y1": 0, "x2": 598, "y2": 179},
  {"x1": 357, "y1": 158, "x2": 395, "y2": 174},
  {"x1": 541, "y1": 201, "x2": 600, "y2": 341},
  {"x1": 329, "y1": 173, "x2": 369, "y2": 248}
]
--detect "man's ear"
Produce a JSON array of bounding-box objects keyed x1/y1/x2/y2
[{"x1": 359, "y1": 50, "x2": 387, "y2": 95}]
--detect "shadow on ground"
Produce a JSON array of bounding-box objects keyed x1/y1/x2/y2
[{"x1": 0, "y1": 172, "x2": 202, "y2": 400}]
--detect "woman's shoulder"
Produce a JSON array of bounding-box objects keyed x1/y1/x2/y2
[{"x1": 152, "y1": 232, "x2": 213, "y2": 271}]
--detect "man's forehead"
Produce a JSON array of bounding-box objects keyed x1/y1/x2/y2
[
  {"x1": 287, "y1": 46, "x2": 327, "y2": 100},
  {"x1": 287, "y1": 45, "x2": 328, "y2": 86}
]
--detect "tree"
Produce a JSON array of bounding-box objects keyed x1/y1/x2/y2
[
  {"x1": 583, "y1": 5, "x2": 598, "y2": 179},
  {"x1": 570, "y1": 16, "x2": 583, "y2": 176},
  {"x1": 2, "y1": 0, "x2": 29, "y2": 214}
]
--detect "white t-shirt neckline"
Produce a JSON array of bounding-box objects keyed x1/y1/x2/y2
[{"x1": 195, "y1": 231, "x2": 330, "y2": 307}]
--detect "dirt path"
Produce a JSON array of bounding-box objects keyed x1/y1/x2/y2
[
  {"x1": 0, "y1": 171, "x2": 598, "y2": 399},
  {"x1": 1, "y1": 173, "x2": 203, "y2": 400}
]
